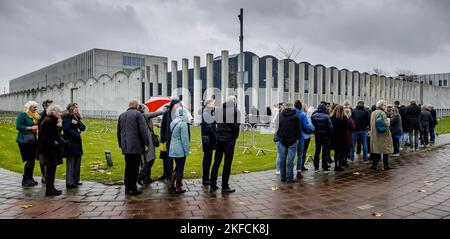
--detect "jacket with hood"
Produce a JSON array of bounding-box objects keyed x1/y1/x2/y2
[
  {"x1": 214, "y1": 101, "x2": 241, "y2": 142},
  {"x1": 169, "y1": 107, "x2": 190, "y2": 158},
  {"x1": 275, "y1": 108, "x2": 301, "y2": 147},
  {"x1": 405, "y1": 103, "x2": 421, "y2": 131},
  {"x1": 351, "y1": 105, "x2": 371, "y2": 131},
  {"x1": 311, "y1": 104, "x2": 333, "y2": 138}
]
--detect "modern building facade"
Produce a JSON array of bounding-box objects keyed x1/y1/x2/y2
[
  {"x1": 416, "y1": 73, "x2": 450, "y2": 87},
  {"x1": 9, "y1": 48, "x2": 167, "y2": 93}
]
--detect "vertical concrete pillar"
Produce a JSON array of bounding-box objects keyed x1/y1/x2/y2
[
  {"x1": 353, "y1": 72, "x2": 359, "y2": 105},
  {"x1": 221, "y1": 50, "x2": 229, "y2": 104},
  {"x1": 299, "y1": 63, "x2": 305, "y2": 103},
  {"x1": 346, "y1": 71, "x2": 352, "y2": 104},
  {"x1": 364, "y1": 74, "x2": 370, "y2": 104},
  {"x1": 278, "y1": 60, "x2": 285, "y2": 104},
  {"x1": 289, "y1": 61, "x2": 295, "y2": 103},
  {"x1": 206, "y1": 53, "x2": 214, "y2": 99},
  {"x1": 317, "y1": 66, "x2": 324, "y2": 104},
  {"x1": 152, "y1": 64, "x2": 158, "y2": 97},
  {"x1": 193, "y1": 56, "x2": 201, "y2": 124},
  {"x1": 308, "y1": 65, "x2": 315, "y2": 106},
  {"x1": 332, "y1": 68, "x2": 339, "y2": 103},
  {"x1": 161, "y1": 62, "x2": 168, "y2": 96},
  {"x1": 340, "y1": 70, "x2": 347, "y2": 104},
  {"x1": 171, "y1": 60, "x2": 178, "y2": 97},
  {"x1": 325, "y1": 68, "x2": 332, "y2": 103},
  {"x1": 265, "y1": 58, "x2": 273, "y2": 110},
  {"x1": 252, "y1": 55, "x2": 259, "y2": 109},
  {"x1": 181, "y1": 58, "x2": 190, "y2": 108}
]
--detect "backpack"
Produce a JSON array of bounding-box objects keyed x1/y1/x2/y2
[{"x1": 375, "y1": 113, "x2": 388, "y2": 133}]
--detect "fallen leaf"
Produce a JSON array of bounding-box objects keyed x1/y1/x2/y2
[
  {"x1": 372, "y1": 212, "x2": 383, "y2": 218},
  {"x1": 239, "y1": 202, "x2": 245, "y2": 205},
  {"x1": 20, "y1": 204, "x2": 33, "y2": 209},
  {"x1": 242, "y1": 171, "x2": 250, "y2": 174},
  {"x1": 105, "y1": 172, "x2": 112, "y2": 175},
  {"x1": 418, "y1": 189, "x2": 427, "y2": 193},
  {"x1": 424, "y1": 181, "x2": 434, "y2": 186},
  {"x1": 191, "y1": 171, "x2": 197, "y2": 174},
  {"x1": 353, "y1": 172, "x2": 361, "y2": 176},
  {"x1": 270, "y1": 187, "x2": 278, "y2": 191},
  {"x1": 358, "y1": 204, "x2": 374, "y2": 210}
]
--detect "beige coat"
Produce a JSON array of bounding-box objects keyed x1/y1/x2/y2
[{"x1": 370, "y1": 109, "x2": 394, "y2": 154}]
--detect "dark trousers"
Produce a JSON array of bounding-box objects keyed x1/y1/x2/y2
[
  {"x1": 162, "y1": 142, "x2": 174, "y2": 179},
  {"x1": 173, "y1": 157, "x2": 186, "y2": 177},
  {"x1": 372, "y1": 154, "x2": 389, "y2": 168},
  {"x1": 18, "y1": 142, "x2": 36, "y2": 180},
  {"x1": 356, "y1": 134, "x2": 362, "y2": 154},
  {"x1": 138, "y1": 159, "x2": 155, "y2": 184},
  {"x1": 302, "y1": 138, "x2": 311, "y2": 168},
  {"x1": 202, "y1": 147, "x2": 214, "y2": 182},
  {"x1": 210, "y1": 139, "x2": 236, "y2": 188},
  {"x1": 124, "y1": 154, "x2": 141, "y2": 191},
  {"x1": 314, "y1": 136, "x2": 330, "y2": 170},
  {"x1": 421, "y1": 129, "x2": 429, "y2": 145},
  {"x1": 45, "y1": 165, "x2": 57, "y2": 191},
  {"x1": 409, "y1": 129, "x2": 420, "y2": 149},
  {"x1": 430, "y1": 125, "x2": 436, "y2": 142},
  {"x1": 392, "y1": 136, "x2": 400, "y2": 154},
  {"x1": 334, "y1": 150, "x2": 345, "y2": 168},
  {"x1": 66, "y1": 156, "x2": 81, "y2": 185}
]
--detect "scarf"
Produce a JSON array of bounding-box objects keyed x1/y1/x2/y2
[{"x1": 26, "y1": 110, "x2": 40, "y2": 125}]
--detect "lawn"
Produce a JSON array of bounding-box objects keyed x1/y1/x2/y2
[{"x1": 1, "y1": 115, "x2": 449, "y2": 184}]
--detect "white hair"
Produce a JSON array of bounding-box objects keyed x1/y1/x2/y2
[
  {"x1": 376, "y1": 100, "x2": 386, "y2": 109},
  {"x1": 46, "y1": 104, "x2": 63, "y2": 116},
  {"x1": 227, "y1": 95, "x2": 237, "y2": 104},
  {"x1": 427, "y1": 104, "x2": 433, "y2": 109},
  {"x1": 24, "y1": 101, "x2": 38, "y2": 112}
]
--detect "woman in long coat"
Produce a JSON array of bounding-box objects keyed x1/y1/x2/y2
[
  {"x1": 331, "y1": 105, "x2": 349, "y2": 171},
  {"x1": 370, "y1": 100, "x2": 394, "y2": 170},
  {"x1": 38, "y1": 104, "x2": 64, "y2": 196}
]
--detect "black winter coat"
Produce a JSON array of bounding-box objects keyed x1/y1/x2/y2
[
  {"x1": 397, "y1": 105, "x2": 407, "y2": 130},
  {"x1": 405, "y1": 104, "x2": 421, "y2": 131},
  {"x1": 201, "y1": 106, "x2": 217, "y2": 151},
  {"x1": 214, "y1": 102, "x2": 241, "y2": 142},
  {"x1": 351, "y1": 105, "x2": 370, "y2": 131},
  {"x1": 420, "y1": 110, "x2": 433, "y2": 132},
  {"x1": 430, "y1": 109, "x2": 437, "y2": 126},
  {"x1": 62, "y1": 114, "x2": 86, "y2": 157},
  {"x1": 389, "y1": 115, "x2": 403, "y2": 136},
  {"x1": 38, "y1": 116, "x2": 63, "y2": 166},
  {"x1": 276, "y1": 108, "x2": 301, "y2": 147},
  {"x1": 331, "y1": 116, "x2": 349, "y2": 153},
  {"x1": 311, "y1": 104, "x2": 333, "y2": 138}
]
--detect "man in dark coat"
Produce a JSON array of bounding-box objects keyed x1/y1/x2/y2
[
  {"x1": 311, "y1": 103, "x2": 333, "y2": 171},
  {"x1": 427, "y1": 104, "x2": 437, "y2": 143},
  {"x1": 350, "y1": 101, "x2": 370, "y2": 161},
  {"x1": 420, "y1": 105, "x2": 433, "y2": 146},
  {"x1": 201, "y1": 99, "x2": 216, "y2": 185},
  {"x1": 117, "y1": 100, "x2": 151, "y2": 196},
  {"x1": 158, "y1": 98, "x2": 180, "y2": 180},
  {"x1": 405, "y1": 100, "x2": 421, "y2": 150},
  {"x1": 395, "y1": 101, "x2": 409, "y2": 147},
  {"x1": 210, "y1": 96, "x2": 241, "y2": 193},
  {"x1": 37, "y1": 99, "x2": 53, "y2": 183}
]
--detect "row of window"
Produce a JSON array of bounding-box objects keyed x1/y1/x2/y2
[{"x1": 123, "y1": 56, "x2": 145, "y2": 67}]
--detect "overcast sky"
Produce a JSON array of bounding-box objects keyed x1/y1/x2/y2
[{"x1": 1, "y1": 0, "x2": 449, "y2": 93}]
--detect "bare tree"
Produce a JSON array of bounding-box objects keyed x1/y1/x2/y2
[
  {"x1": 395, "y1": 69, "x2": 417, "y2": 81},
  {"x1": 273, "y1": 44, "x2": 302, "y2": 62}
]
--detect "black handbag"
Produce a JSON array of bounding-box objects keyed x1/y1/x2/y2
[
  {"x1": 152, "y1": 133, "x2": 160, "y2": 148},
  {"x1": 22, "y1": 133, "x2": 36, "y2": 143},
  {"x1": 59, "y1": 136, "x2": 71, "y2": 158}
]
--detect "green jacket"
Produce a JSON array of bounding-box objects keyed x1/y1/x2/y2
[{"x1": 16, "y1": 112, "x2": 35, "y2": 143}]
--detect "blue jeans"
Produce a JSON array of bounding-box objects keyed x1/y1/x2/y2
[
  {"x1": 296, "y1": 139, "x2": 305, "y2": 172},
  {"x1": 430, "y1": 125, "x2": 436, "y2": 142},
  {"x1": 276, "y1": 141, "x2": 281, "y2": 171},
  {"x1": 351, "y1": 131, "x2": 368, "y2": 160},
  {"x1": 172, "y1": 157, "x2": 186, "y2": 177},
  {"x1": 277, "y1": 141, "x2": 298, "y2": 181}
]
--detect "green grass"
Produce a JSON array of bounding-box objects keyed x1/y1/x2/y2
[{"x1": 1, "y1": 116, "x2": 449, "y2": 184}]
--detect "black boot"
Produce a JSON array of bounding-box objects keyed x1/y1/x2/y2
[
  {"x1": 168, "y1": 171, "x2": 177, "y2": 192},
  {"x1": 175, "y1": 176, "x2": 186, "y2": 194}
]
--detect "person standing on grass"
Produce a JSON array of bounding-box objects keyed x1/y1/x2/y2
[
  {"x1": 159, "y1": 98, "x2": 180, "y2": 181},
  {"x1": 62, "y1": 103, "x2": 86, "y2": 189},
  {"x1": 427, "y1": 104, "x2": 437, "y2": 144},
  {"x1": 405, "y1": 99, "x2": 421, "y2": 151},
  {"x1": 311, "y1": 103, "x2": 333, "y2": 172},
  {"x1": 275, "y1": 103, "x2": 301, "y2": 182},
  {"x1": 117, "y1": 100, "x2": 151, "y2": 196},
  {"x1": 330, "y1": 105, "x2": 349, "y2": 171},
  {"x1": 301, "y1": 104, "x2": 315, "y2": 171},
  {"x1": 294, "y1": 100, "x2": 314, "y2": 179},
  {"x1": 369, "y1": 100, "x2": 394, "y2": 170},
  {"x1": 210, "y1": 96, "x2": 241, "y2": 193},
  {"x1": 420, "y1": 105, "x2": 433, "y2": 147},
  {"x1": 37, "y1": 99, "x2": 53, "y2": 184},
  {"x1": 16, "y1": 101, "x2": 40, "y2": 187},
  {"x1": 137, "y1": 104, "x2": 166, "y2": 186},
  {"x1": 273, "y1": 102, "x2": 284, "y2": 175},
  {"x1": 38, "y1": 104, "x2": 64, "y2": 196},
  {"x1": 168, "y1": 107, "x2": 190, "y2": 193},
  {"x1": 387, "y1": 106, "x2": 402, "y2": 157},
  {"x1": 350, "y1": 101, "x2": 370, "y2": 161},
  {"x1": 200, "y1": 99, "x2": 216, "y2": 186}
]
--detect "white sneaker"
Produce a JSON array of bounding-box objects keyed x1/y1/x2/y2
[
  {"x1": 275, "y1": 170, "x2": 280, "y2": 175},
  {"x1": 391, "y1": 154, "x2": 400, "y2": 157}
]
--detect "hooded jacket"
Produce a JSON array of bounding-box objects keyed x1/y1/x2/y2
[
  {"x1": 276, "y1": 108, "x2": 301, "y2": 147},
  {"x1": 351, "y1": 105, "x2": 370, "y2": 131},
  {"x1": 214, "y1": 101, "x2": 241, "y2": 142},
  {"x1": 169, "y1": 107, "x2": 190, "y2": 158},
  {"x1": 405, "y1": 103, "x2": 421, "y2": 131},
  {"x1": 311, "y1": 104, "x2": 333, "y2": 137}
]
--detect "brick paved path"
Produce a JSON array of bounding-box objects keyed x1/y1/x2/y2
[{"x1": 1, "y1": 135, "x2": 450, "y2": 219}]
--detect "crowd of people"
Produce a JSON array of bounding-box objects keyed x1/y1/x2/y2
[
  {"x1": 15, "y1": 96, "x2": 438, "y2": 196},
  {"x1": 272, "y1": 99, "x2": 438, "y2": 182}
]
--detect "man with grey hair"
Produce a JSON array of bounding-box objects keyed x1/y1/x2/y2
[
  {"x1": 427, "y1": 104, "x2": 437, "y2": 143},
  {"x1": 405, "y1": 99, "x2": 421, "y2": 151},
  {"x1": 369, "y1": 100, "x2": 394, "y2": 170},
  {"x1": 117, "y1": 99, "x2": 151, "y2": 196}
]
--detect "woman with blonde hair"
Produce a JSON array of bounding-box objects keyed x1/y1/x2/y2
[
  {"x1": 16, "y1": 101, "x2": 40, "y2": 187},
  {"x1": 330, "y1": 105, "x2": 349, "y2": 171},
  {"x1": 301, "y1": 103, "x2": 314, "y2": 171}
]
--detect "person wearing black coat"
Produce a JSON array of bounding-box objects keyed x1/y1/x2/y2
[
  {"x1": 38, "y1": 104, "x2": 64, "y2": 196},
  {"x1": 274, "y1": 103, "x2": 301, "y2": 182},
  {"x1": 395, "y1": 101, "x2": 409, "y2": 147},
  {"x1": 158, "y1": 98, "x2": 180, "y2": 181},
  {"x1": 311, "y1": 103, "x2": 333, "y2": 171},
  {"x1": 331, "y1": 105, "x2": 349, "y2": 171},
  {"x1": 420, "y1": 105, "x2": 433, "y2": 147},
  {"x1": 210, "y1": 96, "x2": 241, "y2": 193},
  {"x1": 428, "y1": 105, "x2": 437, "y2": 143},
  {"x1": 201, "y1": 99, "x2": 217, "y2": 185},
  {"x1": 350, "y1": 101, "x2": 370, "y2": 161},
  {"x1": 388, "y1": 106, "x2": 402, "y2": 156},
  {"x1": 405, "y1": 100, "x2": 421, "y2": 150},
  {"x1": 62, "y1": 103, "x2": 86, "y2": 189},
  {"x1": 37, "y1": 99, "x2": 53, "y2": 183}
]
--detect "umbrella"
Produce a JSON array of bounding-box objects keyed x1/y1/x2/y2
[{"x1": 144, "y1": 96, "x2": 193, "y2": 121}]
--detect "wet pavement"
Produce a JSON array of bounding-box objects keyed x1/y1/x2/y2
[{"x1": 1, "y1": 135, "x2": 450, "y2": 219}]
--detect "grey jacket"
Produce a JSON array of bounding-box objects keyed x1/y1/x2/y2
[
  {"x1": 117, "y1": 108, "x2": 151, "y2": 155},
  {"x1": 142, "y1": 111, "x2": 165, "y2": 161}
]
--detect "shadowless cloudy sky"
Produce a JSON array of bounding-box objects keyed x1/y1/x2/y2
[{"x1": 1, "y1": 0, "x2": 449, "y2": 93}]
